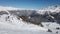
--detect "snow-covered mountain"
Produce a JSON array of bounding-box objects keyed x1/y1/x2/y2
[
  {"x1": 0, "y1": 5, "x2": 60, "y2": 23},
  {"x1": 0, "y1": 10, "x2": 48, "y2": 34},
  {"x1": 0, "y1": 5, "x2": 60, "y2": 34},
  {"x1": 37, "y1": 5, "x2": 60, "y2": 15},
  {"x1": 37, "y1": 5, "x2": 60, "y2": 24}
]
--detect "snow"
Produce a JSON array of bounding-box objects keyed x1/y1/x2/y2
[
  {"x1": 42, "y1": 22, "x2": 60, "y2": 34},
  {"x1": 0, "y1": 14, "x2": 48, "y2": 34},
  {"x1": 0, "y1": 14, "x2": 60, "y2": 34},
  {"x1": 0, "y1": 5, "x2": 60, "y2": 34},
  {"x1": 37, "y1": 5, "x2": 60, "y2": 15},
  {"x1": 0, "y1": 14, "x2": 48, "y2": 30}
]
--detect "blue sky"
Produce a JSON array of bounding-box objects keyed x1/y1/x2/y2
[{"x1": 0, "y1": 0, "x2": 60, "y2": 9}]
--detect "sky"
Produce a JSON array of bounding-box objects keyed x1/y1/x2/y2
[{"x1": 0, "y1": 0, "x2": 60, "y2": 9}]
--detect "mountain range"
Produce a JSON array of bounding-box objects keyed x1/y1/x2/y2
[{"x1": 0, "y1": 5, "x2": 60, "y2": 34}]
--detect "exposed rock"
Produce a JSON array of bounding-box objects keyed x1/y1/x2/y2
[
  {"x1": 18, "y1": 15, "x2": 44, "y2": 27},
  {"x1": 47, "y1": 29, "x2": 52, "y2": 32},
  {"x1": 56, "y1": 27, "x2": 60, "y2": 30}
]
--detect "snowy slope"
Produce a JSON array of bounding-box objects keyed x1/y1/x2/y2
[
  {"x1": 0, "y1": 14, "x2": 48, "y2": 30},
  {"x1": 0, "y1": 14, "x2": 60, "y2": 34},
  {"x1": 0, "y1": 5, "x2": 60, "y2": 34},
  {"x1": 0, "y1": 14, "x2": 49, "y2": 34}
]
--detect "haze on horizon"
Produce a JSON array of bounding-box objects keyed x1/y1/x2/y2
[{"x1": 0, "y1": 0, "x2": 60, "y2": 9}]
